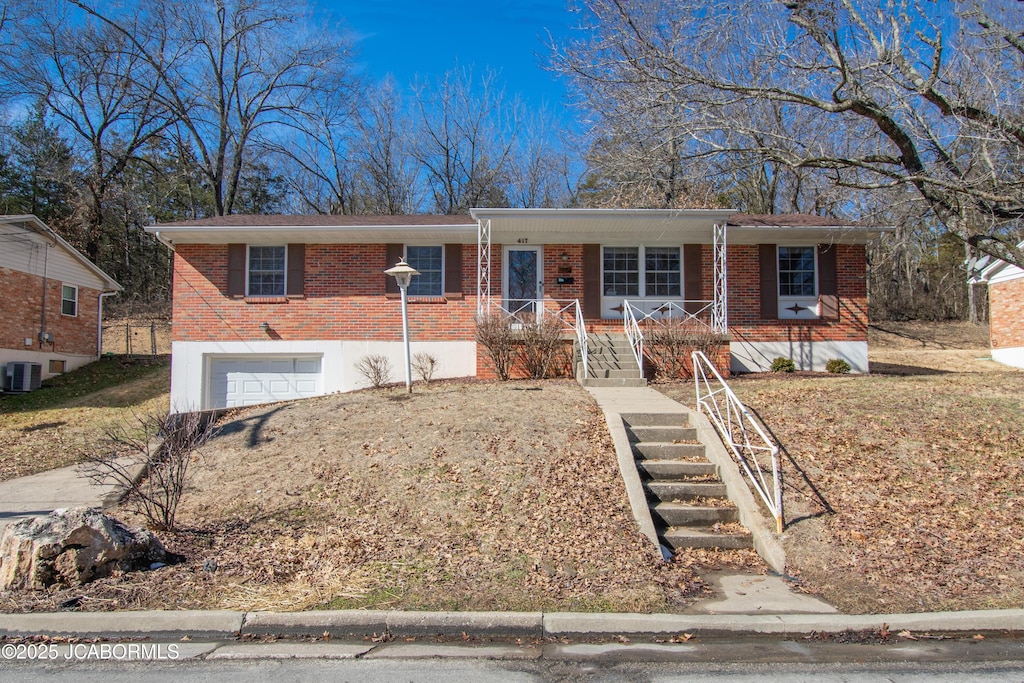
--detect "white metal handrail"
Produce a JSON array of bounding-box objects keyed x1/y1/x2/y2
[
  {"x1": 692, "y1": 350, "x2": 783, "y2": 533},
  {"x1": 623, "y1": 300, "x2": 645, "y2": 377},
  {"x1": 489, "y1": 298, "x2": 589, "y2": 378},
  {"x1": 624, "y1": 299, "x2": 716, "y2": 328}
]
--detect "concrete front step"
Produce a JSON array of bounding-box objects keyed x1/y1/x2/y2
[
  {"x1": 646, "y1": 481, "x2": 728, "y2": 501},
  {"x1": 621, "y1": 413, "x2": 690, "y2": 428},
  {"x1": 651, "y1": 502, "x2": 739, "y2": 527},
  {"x1": 581, "y1": 377, "x2": 648, "y2": 387},
  {"x1": 637, "y1": 460, "x2": 717, "y2": 479},
  {"x1": 626, "y1": 426, "x2": 698, "y2": 443},
  {"x1": 662, "y1": 526, "x2": 754, "y2": 550},
  {"x1": 589, "y1": 368, "x2": 642, "y2": 379},
  {"x1": 632, "y1": 442, "x2": 705, "y2": 460}
]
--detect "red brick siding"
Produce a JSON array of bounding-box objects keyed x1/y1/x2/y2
[
  {"x1": 171, "y1": 244, "x2": 478, "y2": 343},
  {"x1": 990, "y1": 277, "x2": 1024, "y2": 350},
  {"x1": 726, "y1": 244, "x2": 868, "y2": 343},
  {"x1": 0, "y1": 266, "x2": 100, "y2": 356}
]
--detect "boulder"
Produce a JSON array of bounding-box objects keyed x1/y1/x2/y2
[{"x1": 0, "y1": 507, "x2": 168, "y2": 590}]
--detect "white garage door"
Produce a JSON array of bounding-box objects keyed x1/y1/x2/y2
[{"x1": 208, "y1": 356, "x2": 322, "y2": 409}]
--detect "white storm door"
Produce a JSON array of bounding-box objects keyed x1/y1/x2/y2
[{"x1": 503, "y1": 246, "x2": 542, "y2": 315}]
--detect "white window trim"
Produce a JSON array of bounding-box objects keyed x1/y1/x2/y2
[
  {"x1": 601, "y1": 245, "x2": 683, "y2": 300},
  {"x1": 246, "y1": 245, "x2": 287, "y2": 297},
  {"x1": 777, "y1": 245, "x2": 820, "y2": 319},
  {"x1": 61, "y1": 284, "x2": 78, "y2": 317},
  {"x1": 405, "y1": 244, "x2": 445, "y2": 297}
]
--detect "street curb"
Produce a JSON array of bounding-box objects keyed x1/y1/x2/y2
[
  {"x1": 0, "y1": 610, "x2": 243, "y2": 639},
  {"x1": 1, "y1": 608, "x2": 1022, "y2": 640}
]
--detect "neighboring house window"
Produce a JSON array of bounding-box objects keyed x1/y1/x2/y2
[
  {"x1": 778, "y1": 246, "x2": 816, "y2": 297},
  {"x1": 603, "y1": 247, "x2": 639, "y2": 296},
  {"x1": 644, "y1": 247, "x2": 681, "y2": 297},
  {"x1": 406, "y1": 245, "x2": 443, "y2": 296},
  {"x1": 603, "y1": 246, "x2": 682, "y2": 297},
  {"x1": 61, "y1": 284, "x2": 78, "y2": 316},
  {"x1": 248, "y1": 246, "x2": 286, "y2": 296}
]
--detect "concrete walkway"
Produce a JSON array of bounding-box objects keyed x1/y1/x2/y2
[
  {"x1": 0, "y1": 462, "x2": 120, "y2": 532},
  {"x1": 584, "y1": 384, "x2": 831, "y2": 615}
]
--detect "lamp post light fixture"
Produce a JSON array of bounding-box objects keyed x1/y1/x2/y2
[{"x1": 384, "y1": 258, "x2": 420, "y2": 393}]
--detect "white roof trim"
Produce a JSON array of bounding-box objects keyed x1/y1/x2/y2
[{"x1": 0, "y1": 214, "x2": 122, "y2": 292}]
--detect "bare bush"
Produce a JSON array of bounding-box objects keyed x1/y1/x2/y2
[
  {"x1": 81, "y1": 411, "x2": 218, "y2": 531},
  {"x1": 475, "y1": 312, "x2": 517, "y2": 381},
  {"x1": 517, "y1": 315, "x2": 566, "y2": 379},
  {"x1": 412, "y1": 352, "x2": 439, "y2": 384},
  {"x1": 355, "y1": 354, "x2": 393, "y2": 388},
  {"x1": 645, "y1": 319, "x2": 726, "y2": 380}
]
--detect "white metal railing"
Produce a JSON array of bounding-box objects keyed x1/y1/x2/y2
[
  {"x1": 489, "y1": 298, "x2": 589, "y2": 378},
  {"x1": 621, "y1": 299, "x2": 716, "y2": 378},
  {"x1": 692, "y1": 350, "x2": 783, "y2": 533},
  {"x1": 623, "y1": 300, "x2": 645, "y2": 377}
]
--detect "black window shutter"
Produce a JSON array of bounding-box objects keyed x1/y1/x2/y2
[
  {"x1": 444, "y1": 244, "x2": 462, "y2": 296},
  {"x1": 759, "y1": 244, "x2": 778, "y2": 319},
  {"x1": 385, "y1": 244, "x2": 404, "y2": 294},
  {"x1": 582, "y1": 244, "x2": 602, "y2": 319},
  {"x1": 227, "y1": 243, "x2": 246, "y2": 296},
  {"x1": 286, "y1": 244, "x2": 305, "y2": 296},
  {"x1": 683, "y1": 244, "x2": 703, "y2": 314},
  {"x1": 818, "y1": 244, "x2": 839, "y2": 319}
]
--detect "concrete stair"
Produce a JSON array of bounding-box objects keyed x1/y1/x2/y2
[
  {"x1": 578, "y1": 334, "x2": 646, "y2": 387},
  {"x1": 621, "y1": 411, "x2": 752, "y2": 552}
]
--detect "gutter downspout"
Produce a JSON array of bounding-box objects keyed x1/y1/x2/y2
[{"x1": 39, "y1": 243, "x2": 51, "y2": 349}]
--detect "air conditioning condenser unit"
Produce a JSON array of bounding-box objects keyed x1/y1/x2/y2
[{"x1": 4, "y1": 362, "x2": 42, "y2": 393}]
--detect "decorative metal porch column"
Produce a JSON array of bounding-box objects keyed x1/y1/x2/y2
[
  {"x1": 476, "y1": 218, "x2": 491, "y2": 316},
  {"x1": 713, "y1": 221, "x2": 728, "y2": 333}
]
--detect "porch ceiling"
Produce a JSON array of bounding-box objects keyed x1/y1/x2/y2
[{"x1": 469, "y1": 208, "x2": 737, "y2": 245}]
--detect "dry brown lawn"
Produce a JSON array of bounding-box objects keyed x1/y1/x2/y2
[
  {"x1": 1, "y1": 380, "x2": 755, "y2": 614},
  {"x1": 660, "y1": 321, "x2": 1024, "y2": 613}
]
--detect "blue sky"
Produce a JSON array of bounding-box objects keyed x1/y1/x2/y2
[{"x1": 316, "y1": 0, "x2": 578, "y2": 117}]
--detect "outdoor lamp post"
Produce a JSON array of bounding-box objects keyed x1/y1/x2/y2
[{"x1": 384, "y1": 258, "x2": 420, "y2": 393}]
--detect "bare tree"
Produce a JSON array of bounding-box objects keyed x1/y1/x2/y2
[
  {"x1": 555, "y1": 0, "x2": 1024, "y2": 267},
  {"x1": 3, "y1": 0, "x2": 171, "y2": 260},
  {"x1": 412, "y1": 66, "x2": 519, "y2": 214},
  {"x1": 357, "y1": 79, "x2": 421, "y2": 214}
]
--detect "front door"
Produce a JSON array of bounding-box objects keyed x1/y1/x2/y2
[{"x1": 504, "y1": 246, "x2": 542, "y2": 315}]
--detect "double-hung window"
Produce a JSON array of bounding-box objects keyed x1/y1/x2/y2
[
  {"x1": 247, "y1": 246, "x2": 286, "y2": 296},
  {"x1": 406, "y1": 246, "x2": 443, "y2": 297},
  {"x1": 603, "y1": 246, "x2": 681, "y2": 298},
  {"x1": 777, "y1": 246, "x2": 818, "y2": 318},
  {"x1": 61, "y1": 284, "x2": 78, "y2": 316}
]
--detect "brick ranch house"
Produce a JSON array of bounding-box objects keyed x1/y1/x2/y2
[
  {"x1": 148, "y1": 208, "x2": 891, "y2": 412},
  {"x1": 0, "y1": 214, "x2": 122, "y2": 384},
  {"x1": 970, "y1": 245, "x2": 1024, "y2": 369}
]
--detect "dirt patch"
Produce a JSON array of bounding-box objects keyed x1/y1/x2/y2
[
  {"x1": 101, "y1": 318, "x2": 172, "y2": 356},
  {"x1": 0, "y1": 380, "x2": 747, "y2": 614},
  {"x1": 660, "y1": 321, "x2": 1024, "y2": 613}
]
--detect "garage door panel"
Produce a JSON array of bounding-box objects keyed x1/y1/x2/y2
[{"x1": 208, "y1": 356, "x2": 323, "y2": 409}]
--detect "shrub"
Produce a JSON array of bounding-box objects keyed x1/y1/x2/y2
[
  {"x1": 770, "y1": 356, "x2": 796, "y2": 373},
  {"x1": 355, "y1": 354, "x2": 393, "y2": 388},
  {"x1": 517, "y1": 315, "x2": 565, "y2": 379},
  {"x1": 645, "y1": 318, "x2": 726, "y2": 380},
  {"x1": 412, "y1": 352, "x2": 439, "y2": 383},
  {"x1": 82, "y1": 410, "x2": 218, "y2": 531},
  {"x1": 826, "y1": 358, "x2": 852, "y2": 374},
  {"x1": 475, "y1": 313, "x2": 517, "y2": 381}
]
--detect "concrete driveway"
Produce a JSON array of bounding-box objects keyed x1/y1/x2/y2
[{"x1": 0, "y1": 463, "x2": 121, "y2": 532}]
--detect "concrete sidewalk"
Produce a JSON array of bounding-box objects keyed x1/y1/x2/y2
[{"x1": 0, "y1": 462, "x2": 119, "y2": 532}]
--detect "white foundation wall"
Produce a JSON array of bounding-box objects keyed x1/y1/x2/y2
[
  {"x1": 730, "y1": 340, "x2": 869, "y2": 373},
  {"x1": 169, "y1": 339, "x2": 477, "y2": 412},
  {"x1": 0, "y1": 349, "x2": 97, "y2": 382},
  {"x1": 991, "y1": 346, "x2": 1024, "y2": 370}
]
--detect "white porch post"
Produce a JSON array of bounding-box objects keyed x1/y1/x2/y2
[
  {"x1": 713, "y1": 221, "x2": 728, "y2": 333},
  {"x1": 477, "y1": 218, "x2": 491, "y2": 316}
]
